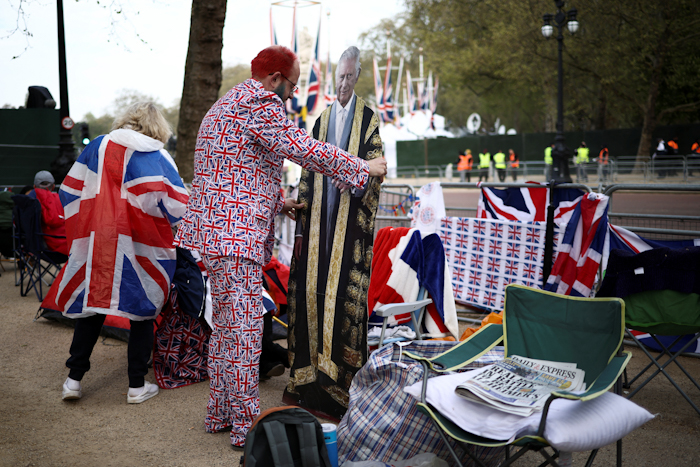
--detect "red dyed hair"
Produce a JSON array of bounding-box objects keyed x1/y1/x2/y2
[{"x1": 251, "y1": 45, "x2": 297, "y2": 79}]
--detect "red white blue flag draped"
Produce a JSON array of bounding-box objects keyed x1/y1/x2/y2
[
  {"x1": 544, "y1": 193, "x2": 609, "y2": 297},
  {"x1": 46, "y1": 129, "x2": 188, "y2": 320},
  {"x1": 477, "y1": 184, "x2": 584, "y2": 224},
  {"x1": 439, "y1": 217, "x2": 557, "y2": 311},
  {"x1": 367, "y1": 227, "x2": 459, "y2": 338}
]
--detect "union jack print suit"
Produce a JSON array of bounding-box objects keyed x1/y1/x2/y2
[
  {"x1": 45, "y1": 129, "x2": 188, "y2": 321},
  {"x1": 176, "y1": 78, "x2": 370, "y2": 446}
]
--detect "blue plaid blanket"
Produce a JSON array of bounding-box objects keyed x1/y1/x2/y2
[{"x1": 337, "y1": 341, "x2": 504, "y2": 465}]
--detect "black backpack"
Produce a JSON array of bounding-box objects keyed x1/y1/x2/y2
[{"x1": 242, "y1": 406, "x2": 332, "y2": 467}]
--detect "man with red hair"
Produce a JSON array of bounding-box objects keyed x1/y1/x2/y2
[{"x1": 176, "y1": 45, "x2": 386, "y2": 449}]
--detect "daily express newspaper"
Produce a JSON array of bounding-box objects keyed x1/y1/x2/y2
[{"x1": 455, "y1": 355, "x2": 586, "y2": 416}]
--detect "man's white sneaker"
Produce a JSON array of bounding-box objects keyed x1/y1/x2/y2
[
  {"x1": 62, "y1": 377, "x2": 82, "y2": 400},
  {"x1": 127, "y1": 381, "x2": 159, "y2": 404}
]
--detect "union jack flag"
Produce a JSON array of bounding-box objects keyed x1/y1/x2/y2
[
  {"x1": 383, "y1": 52, "x2": 394, "y2": 122},
  {"x1": 305, "y1": 16, "x2": 321, "y2": 114},
  {"x1": 44, "y1": 130, "x2": 188, "y2": 321},
  {"x1": 477, "y1": 184, "x2": 583, "y2": 224},
  {"x1": 323, "y1": 48, "x2": 336, "y2": 106},
  {"x1": 373, "y1": 56, "x2": 385, "y2": 117},
  {"x1": 431, "y1": 74, "x2": 439, "y2": 113},
  {"x1": 405, "y1": 69, "x2": 416, "y2": 113}
]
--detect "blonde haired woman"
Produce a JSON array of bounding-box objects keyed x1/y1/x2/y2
[{"x1": 50, "y1": 102, "x2": 189, "y2": 404}]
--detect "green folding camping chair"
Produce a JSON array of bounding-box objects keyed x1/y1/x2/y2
[
  {"x1": 404, "y1": 284, "x2": 631, "y2": 467},
  {"x1": 619, "y1": 289, "x2": 700, "y2": 416}
]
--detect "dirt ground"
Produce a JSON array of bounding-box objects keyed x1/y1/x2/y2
[{"x1": 1, "y1": 260, "x2": 699, "y2": 467}]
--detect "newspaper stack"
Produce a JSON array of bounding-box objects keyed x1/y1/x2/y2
[{"x1": 455, "y1": 355, "x2": 586, "y2": 416}]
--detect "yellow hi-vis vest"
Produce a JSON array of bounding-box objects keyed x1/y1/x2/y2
[
  {"x1": 479, "y1": 152, "x2": 491, "y2": 168},
  {"x1": 577, "y1": 147, "x2": 590, "y2": 163},
  {"x1": 544, "y1": 147, "x2": 553, "y2": 165},
  {"x1": 493, "y1": 152, "x2": 506, "y2": 169}
]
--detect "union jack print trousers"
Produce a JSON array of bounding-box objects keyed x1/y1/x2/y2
[{"x1": 202, "y1": 255, "x2": 263, "y2": 446}]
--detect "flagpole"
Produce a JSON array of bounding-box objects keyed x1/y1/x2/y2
[{"x1": 395, "y1": 56, "x2": 404, "y2": 123}]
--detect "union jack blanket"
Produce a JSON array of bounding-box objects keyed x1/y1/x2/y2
[
  {"x1": 439, "y1": 217, "x2": 557, "y2": 311},
  {"x1": 44, "y1": 129, "x2": 189, "y2": 320}
]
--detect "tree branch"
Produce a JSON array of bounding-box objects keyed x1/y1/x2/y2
[{"x1": 657, "y1": 100, "x2": 700, "y2": 119}]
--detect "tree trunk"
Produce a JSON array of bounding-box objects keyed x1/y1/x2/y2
[
  {"x1": 175, "y1": 0, "x2": 227, "y2": 183},
  {"x1": 636, "y1": 35, "x2": 667, "y2": 163}
]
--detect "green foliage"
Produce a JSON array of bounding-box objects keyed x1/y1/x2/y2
[
  {"x1": 80, "y1": 88, "x2": 179, "y2": 140},
  {"x1": 364, "y1": 0, "x2": 700, "y2": 140},
  {"x1": 219, "y1": 64, "x2": 251, "y2": 96}
]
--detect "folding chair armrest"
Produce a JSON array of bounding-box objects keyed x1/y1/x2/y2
[
  {"x1": 403, "y1": 323, "x2": 504, "y2": 372},
  {"x1": 551, "y1": 352, "x2": 632, "y2": 402},
  {"x1": 375, "y1": 298, "x2": 433, "y2": 317}
]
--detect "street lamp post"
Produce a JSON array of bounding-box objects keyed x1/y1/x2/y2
[
  {"x1": 542, "y1": 0, "x2": 578, "y2": 184},
  {"x1": 53, "y1": 0, "x2": 76, "y2": 183}
]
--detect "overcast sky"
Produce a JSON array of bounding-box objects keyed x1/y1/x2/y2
[{"x1": 1, "y1": 0, "x2": 403, "y2": 120}]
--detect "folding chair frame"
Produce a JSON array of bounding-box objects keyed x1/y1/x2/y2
[
  {"x1": 404, "y1": 285, "x2": 631, "y2": 467},
  {"x1": 623, "y1": 329, "x2": 700, "y2": 415},
  {"x1": 12, "y1": 194, "x2": 67, "y2": 301}
]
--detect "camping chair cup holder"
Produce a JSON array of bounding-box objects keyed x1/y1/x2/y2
[{"x1": 403, "y1": 284, "x2": 649, "y2": 467}]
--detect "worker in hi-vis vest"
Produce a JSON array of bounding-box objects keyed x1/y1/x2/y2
[
  {"x1": 457, "y1": 149, "x2": 473, "y2": 182},
  {"x1": 575, "y1": 141, "x2": 590, "y2": 182},
  {"x1": 479, "y1": 148, "x2": 491, "y2": 182},
  {"x1": 598, "y1": 144, "x2": 610, "y2": 182},
  {"x1": 493, "y1": 150, "x2": 507, "y2": 182},
  {"x1": 544, "y1": 144, "x2": 554, "y2": 181},
  {"x1": 508, "y1": 149, "x2": 519, "y2": 181}
]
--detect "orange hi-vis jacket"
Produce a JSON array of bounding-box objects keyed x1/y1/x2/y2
[
  {"x1": 458, "y1": 153, "x2": 473, "y2": 171},
  {"x1": 509, "y1": 153, "x2": 519, "y2": 168},
  {"x1": 599, "y1": 148, "x2": 609, "y2": 165}
]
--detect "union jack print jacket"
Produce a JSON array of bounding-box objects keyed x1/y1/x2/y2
[{"x1": 176, "y1": 79, "x2": 370, "y2": 265}]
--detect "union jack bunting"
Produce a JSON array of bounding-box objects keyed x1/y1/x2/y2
[
  {"x1": 438, "y1": 217, "x2": 559, "y2": 311},
  {"x1": 46, "y1": 130, "x2": 188, "y2": 321}
]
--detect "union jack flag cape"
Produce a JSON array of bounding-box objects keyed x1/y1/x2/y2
[{"x1": 43, "y1": 129, "x2": 188, "y2": 321}]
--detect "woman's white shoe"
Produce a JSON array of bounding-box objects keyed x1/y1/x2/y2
[{"x1": 127, "y1": 381, "x2": 159, "y2": 404}]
